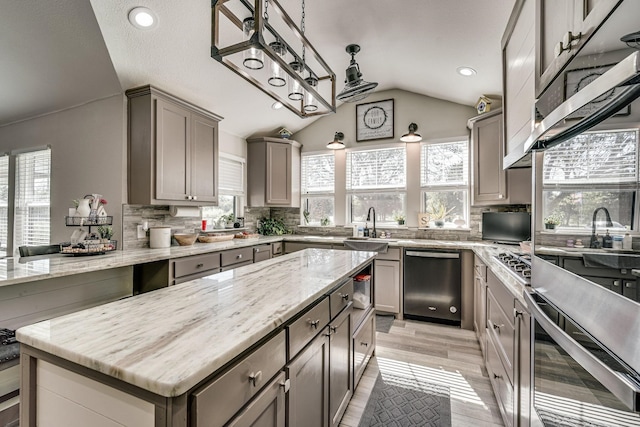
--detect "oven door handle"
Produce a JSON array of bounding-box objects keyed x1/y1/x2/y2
[{"x1": 523, "y1": 291, "x2": 640, "y2": 412}]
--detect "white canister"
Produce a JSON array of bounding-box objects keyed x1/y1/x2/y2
[{"x1": 149, "y1": 227, "x2": 171, "y2": 249}]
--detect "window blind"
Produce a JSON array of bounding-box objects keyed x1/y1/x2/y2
[
  {"x1": 420, "y1": 141, "x2": 468, "y2": 187},
  {"x1": 14, "y1": 148, "x2": 51, "y2": 247},
  {"x1": 346, "y1": 147, "x2": 406, "y2": 190},
  {"x1": 301, "y1": 153, "x2": 335, "y2": 194},
  {"x1": 0, "y1": 156, "x2": 8, "y2": 250},
  {"x1": 543, "y1": 130, "x2": 638, "y2": 185},
  {"x1": 218, "y1": 156, "x2": 244, "y2": 196}
]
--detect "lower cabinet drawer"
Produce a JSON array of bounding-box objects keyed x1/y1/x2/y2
[
  {"x1": 173, "y1": 253, "x2": 220, "y2": 279},
  {"x1": 221, "y1": 247, "x2": 254, "y2": 267},
  {"x1": 226, "y1": 371, "x2": 286, "y2": 427},
  {"x1": 191, "y1": 330, "x2": 286, "y2": 427},
  {"x1": 272, "y1": 242, "x2": 283, "y2": 256},
  {"x1": 486, "y1": 334, "x2": 514, "y2": 427},
  {"x1": 487, "y1": 289, "x2": 515, "y2": 382},
  {"x1": 353, "y1": 311, "x2": 375, "y2": 388},
  {"x1": 287, "y1": 297, "x2": 330, "y2": 359},
  {"x1": 253, "y1": 245, "x2": 272, "y2": 263},
  {"x1": 329, "y1": 280, "x2": 353, "y2": 319}
]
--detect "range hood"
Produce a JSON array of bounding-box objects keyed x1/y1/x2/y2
[{"x1": 505, "y1": 51, "x2": 640, "y2": 169}]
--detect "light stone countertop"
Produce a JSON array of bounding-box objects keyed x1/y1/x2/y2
[{"x1": 16, "y1": 248, "x2": 376, "y2": 397}]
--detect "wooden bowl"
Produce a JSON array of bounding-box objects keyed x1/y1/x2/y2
[
  {"x1": 198, "y1": 234, "x2": 235, "y2": 243},
  {"x1": 173, "y1": 233, "x2": 198, "y2": 246}
]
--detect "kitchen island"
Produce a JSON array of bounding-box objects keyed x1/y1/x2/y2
[{"x1": 16, "y1": 248, "x2": 375, "y2": 426}]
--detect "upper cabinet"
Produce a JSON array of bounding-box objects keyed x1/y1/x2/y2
[
  {"x1": 502, "y1": 0, "x2": 536, "y2": 160},
  {"x1": 247, "y1": 137, "x2": 301, "y2": 208},
  {"x1": 126, "y1": 85, "x2": 222, "y2": 206},
  {"x1": 469, "y1": 110, "x2": 531, "y2": 206},
  {"x1": 535, "y1": 0, "x2": 622, "y2": 95}
]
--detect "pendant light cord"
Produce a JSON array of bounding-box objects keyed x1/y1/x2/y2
[{"x1": 301, "y1": 0, "x2": 306, "y2": 71}]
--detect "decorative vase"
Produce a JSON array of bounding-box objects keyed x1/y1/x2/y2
[
  {"x1": 76, "y1": 199, "x2": 91, "y2": 217},
  {"x1": 434, "y1": 219, "x2": 445, "y2": 227},
  {"x1": 545, "y1": 223, "x2": 556, "y2": 230},
  {"x1": 397, "y1": 220, "x2": 405, "y2": 225}
]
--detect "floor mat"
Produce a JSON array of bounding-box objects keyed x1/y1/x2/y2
[
  {"x1": 358, "y1": 373, "x2": 451, "y2": 427},
  {"x1": 375, "y1": 315, "x2": 395, "y2": 333}
]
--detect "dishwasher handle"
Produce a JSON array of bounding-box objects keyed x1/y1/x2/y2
[{"x1": 405, "y1": 251, "x2": 459, "y2": 259}]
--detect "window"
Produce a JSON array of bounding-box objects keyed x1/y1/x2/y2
[
  {"x1": 347, "y1": 147, "x2": 406, "y2": 224},
  {"x1": 301, "y1": 153, "x2": 335, "y2": 225},
  {"x1": 0, "y1": 148, "x2": 52, "y2": 256},
  {"x1": 420, "y1": 140, "x2": 469, "y2": 227},
  {"x1": 201, "y1": 154, "x2": 245, "y2": 227},
  {"x1": 542, "y1": 129, "x2": 638, "y2": 231}
]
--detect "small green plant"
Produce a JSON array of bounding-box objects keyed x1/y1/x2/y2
[
  {"x1": 303, "y1": 210, "x2": 310, "y2": 225},
  {"x1": 320, "y1": 217, "x2": 330, "y2": 226},
  {"x1": 393, "y1": 212, "x2": 406, "y2": 222},
  {"x1": 544, "y1": 213, "x2": 562, "y2": 225},
  {"x1": 97, "y1": 225, "x2": 113, "y2": 240},
  {"x1": 220, "y1": 213, "x2": 235, "y2": 224},
  {"x1": 257, "y1": 217, "x2": 290, "y2": 236}
]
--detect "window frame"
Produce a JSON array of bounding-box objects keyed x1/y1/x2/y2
[
  {"x1": 419, "y1": 139, "x2": 470, "y2": 228},
  {"x1": 301, "y1": 150, "x2": 336, "y2": 226},
  {"x1": 201, "y1": 153, "x2": 246, "y2": 226}
]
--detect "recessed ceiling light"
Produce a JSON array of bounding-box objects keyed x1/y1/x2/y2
[
  {"x1": 128, "y1": 7, "x2": 157, "y2": 30},
  {"x1": 456, "y1": 66, "x2": 477, "y2": 77},
  {"x1": 271, "y1": 101, "x2": 284, "y2": 110}
]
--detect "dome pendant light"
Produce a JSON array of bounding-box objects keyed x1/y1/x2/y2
[
  {"x1": 327, "y1": 132, "x2": 345, "y2": 150},
  {"x1": 336, "y1": 44, "x2": 378, "y2": 103},
  {"x1": 400, "y1": 123, "x2": 422, "y2": 142}
]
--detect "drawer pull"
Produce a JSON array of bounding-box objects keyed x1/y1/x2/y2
[
  {"x1": 248, "y1": 371, "x2": 262, "y2": 387},
  {"x1": 614, "y1": 280, "x2": 621, "y2": 287},
  {"x1": 279, "y1": 379, "x2": 291, "y2": 392},
  {"x1": 493, "y1": 323, "x2": 503, "y2": 331},
  {"x1": 309, "y1": 319, "x2": 320, "y2": 329},
  {"x1": 493, "y1": 373, "x2": 501, "y2": 380},
  {"x1": 428, "y1": 306, "x2": 437, "y2": 311},
  {"x1": 330, "y1": 326, "x2": 338, "y2": 333},
  {"x1": 237, "y1": 254, "x2": 243, "y2": 259},
  {"x1": 340, "y1": 293, "x2": 349, "y2": 301},
  {"x1": 361, "y1": 341, "x2": 369, "y2": 347},
  {"x1": 192, "y1": 196, "x2": 198, "y2": 201},
  {"x1": 196, "y1": 263, "x2": 204, "y2": 268},
  {"x1": 255, "y1": 248, "x2": 260, "y2": 252}
]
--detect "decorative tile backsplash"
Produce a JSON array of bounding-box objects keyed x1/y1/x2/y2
[{"x1": 122, "y1": 205, "x2": 202, "y2": 250}]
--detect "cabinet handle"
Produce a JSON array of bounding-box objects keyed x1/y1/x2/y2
[
  {"x1": 614, "y1": 280, "x2": 621, "y2": 287},
  {"x1": 428, "y1": 306, "x2": 437, "y2": 311},
  {"x1": 555, "y1": 31, "x2": 582, "y2": 56},
  {"x1": 185, "y1": 195, "x2": 192, "y2": 200},
  {"x1": 493, "y1": 373, "x2": 502, "y2": 380},
  {"x1": 196, "y1": 263, "x2": 204, "y2": 268},
  {"x1": 514, "y1": 309, "x2": 523, "y2": 318},
  {"x1": 248, "y1": 371, "x2": 262, "y2": 387},
  {"x1": 255, "y1": 248, "x2": 260, "y2": 252},
  {"x1": 361, "y1": 341, "x2": 369, "y2": 347},
  {"x1": 330, "y1": 326, "x2": 338, "y2": 333},
  {"x1": 309, "y1": 319, "x2": 320, "y2": 329},
  {"x1": 493, "y1": 323, "x2": 503, "y2": 330},
  {"x1": 237, "y1": 254, "x2": 242, "y2": 259},
  {"x1": 192, "y1": 196, "x2": 197, "y2": 200},
  {"x1": 279, "y1": 379, "x2": 291, "y2": 392},
  {"x1": 498, "y1": 194, "x2": 503, "y2": 199},
  {"x1": 340, "y1": 293, "x2": 349, "y2": 301}
]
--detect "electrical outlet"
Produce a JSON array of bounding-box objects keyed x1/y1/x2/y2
[
  {"x1": 137, "y1": 225, "x2": 146, "y2": 239},
  {"x1": 479, "y1": 222, "x2": 482, "y2": 232}
]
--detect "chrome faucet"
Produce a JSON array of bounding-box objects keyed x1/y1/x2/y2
[
  {"x1": 590, "y1": 207, "x2": 613, "y2": 248},
  {"x1": 366, "y1": 207, "x2": 376, "y2": 238}
]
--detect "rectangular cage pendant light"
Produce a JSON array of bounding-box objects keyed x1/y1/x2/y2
[{"x1": 212, "y1": 0, "x2": 336, "y2": 118}]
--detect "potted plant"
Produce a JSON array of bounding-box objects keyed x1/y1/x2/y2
[
  {"x1": 544, "y1": 213, "x2": 562, "y2": 229},
  {"x1": 320, "y1": 216, "x2": 330, "y2": 226},
  {"x1": 427, "y1": 202, "x2": 454, "y2": 227},
  {"x1": 393, "y1": 213, "x2": 406, "y2": 225},
  {"x1": 220, "y1": 213, "x2": 235, "y2": 228},
  {"x1": 97, "y1": 225, "x2": 113, "y2": 242},
  {"x1": 257, "y1": 217, "x2": 290, "y2": 236}
]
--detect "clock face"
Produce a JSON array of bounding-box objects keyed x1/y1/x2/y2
[{"x1": 363, "y1": 106, "x2": 388, "y2": 129}]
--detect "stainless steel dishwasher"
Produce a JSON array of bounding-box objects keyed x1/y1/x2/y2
[{"x1": 403, "y1": 249, "x2": 461, "y2": 324}]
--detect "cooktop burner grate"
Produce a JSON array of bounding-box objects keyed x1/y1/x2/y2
[{"x1": 494, "y1": 251, "x2": 531, "y2": 285}]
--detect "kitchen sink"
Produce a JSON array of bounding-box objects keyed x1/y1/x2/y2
[
  {"x1": 582, "y1": 252, "x2": 640, "y2": 269},
  {"x1": 343, "y1": 239, "x2": 389, "y2": 253}
]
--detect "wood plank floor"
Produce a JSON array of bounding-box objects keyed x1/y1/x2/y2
[{"x1": 340, "y1": 318, "x2": 505, "y2": 427}]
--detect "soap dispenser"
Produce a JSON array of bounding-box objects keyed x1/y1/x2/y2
[
  {"x1": 363, "y1": 223, "x2": 370, "y2": 237},
  {"x1": 602, "y1": 230, "x2": 613, "y2": 248}
]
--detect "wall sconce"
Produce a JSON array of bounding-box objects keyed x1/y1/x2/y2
[
  {"x1": 326, "y1": 132, "x2": 345, "y2": 150},
  {"x1": 400, "y1": 123, "x2": 422, "y2": 142},
  {"x1": 211, "y1": 0, "x2": 336, "y2": 118}
]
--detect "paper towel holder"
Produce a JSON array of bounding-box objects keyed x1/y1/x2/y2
[{"x1": 169, "y1": 205, "x2": 201, "y2": 217}]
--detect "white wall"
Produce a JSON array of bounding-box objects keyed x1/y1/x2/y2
[
  {"x1": 293, "y1": 89, "x2": 476, "y2": 226},
  {"x1": 0, "y1": 95, "x2": 127, "y2": 246}
]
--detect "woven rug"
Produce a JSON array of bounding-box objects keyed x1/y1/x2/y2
[
  {"x1": 358, "y1": 373, "x2": 451, "y2": 427},
  {"x1": 375, "y1": 314, "x2": 395, "y2": 334}
]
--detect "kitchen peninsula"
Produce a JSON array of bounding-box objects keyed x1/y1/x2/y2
[{"x1": 16, "y1": 248, "x2": 376, "y2": 426}]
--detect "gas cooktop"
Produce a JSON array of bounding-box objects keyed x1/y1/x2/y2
[{"x1": 494, "y1": 251, "x2": 531, "y2": 285}]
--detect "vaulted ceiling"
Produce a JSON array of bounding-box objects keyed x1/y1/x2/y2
[{"x1": 0, "y1": 0, "x2": 514, "y2": 138}]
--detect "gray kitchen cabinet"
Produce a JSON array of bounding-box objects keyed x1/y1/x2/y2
[
  {"x1": 253, "y1": 244, "x2": 272, "y2": 263},
  {"x1": 374, "y1": 259, "x2": 400, "y2": 314},
  {"x1": 226, "y1": 372, "x2": 287, "y2": 427},
  {"x1": 172, "y1": 252, "x2": 221, "y2": 285},
  {"x1": 353, "y1": 310, "x2": 375, "y2": 388},
  {"x1": 329, "y1": 306, "x2": 352, "y2": 427},
  {"x1": 286, "y1": 330, "x2": 330, "y2": 427},
  {"x1": 469, "y1": 110, "x2": 531, "y2": 206},
  {"x1": 502, "y1": 0, "x2": 536, "y2": 163},
  {"x1": 191, "y1": 330, "x2": 286, "y2": 427},
  {"x1": 247, "y1": 137, "x2": 301, "y2": 208},
  {"x1": 126, "y1": 85, "x2": 222, "y2": 206},
  {"x1": 473, "y1": 256, "x2": 487, "y2": 352},
  {"x1": 514, "y1": 300, "x2": 531, "y2": 427},
  {"x1": 535, "y1": 0, "x2": 621, "y2": 95}
]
